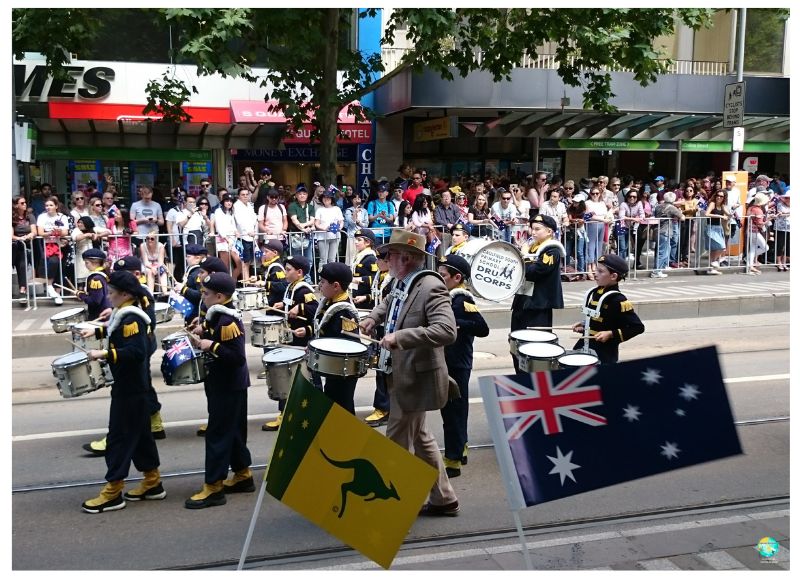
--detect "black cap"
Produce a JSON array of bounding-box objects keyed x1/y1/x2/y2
[
  {"x1": 450, "y1": 223, "x2": 469, "y2": 236},
  {"x1": 201, "y1": 272, "x2": 236, "y2": 296},
  {"x1": 354, "y1": 228, "x2": 376, "y2": 245},
  {"x1": 295, "y1": 183, "x2": 308, "y2": 193},
  {"x1": 319, "y1": 262, "x2": 353, "y2": 289},
  {"x1": 261, "y1": 167, "x2": 272, "y2": 175},
  {"x1": 598, "y1": 254, "x2": 629, "y2": 279},
  {"x1": 185, "y1": 243, "x2": 208, "y2": 256},
  {"x1": 261, "y1": 238, "x2": 284, "y2": 254},
  {"x1": 108, "y1": 270, "x2": 144, "y2": 297},
  {"x1": 198, "y1": 256, "x2": 228, "y2": 274},
  {"x1": 531, "y1": 213, "x2": 558, "y2": 231},
  {"x1": 285, "y1": 255, "x2": 310, "y2": 274},
  {"x1": 438, "y1": 255, "x2": 471, "y2": 279},
  {"x1": 114, "y1": 255, "x2": 142, "y2": 272},
  {"x1": 82, "y1": 248, "x2": 106, "y2": 261}
]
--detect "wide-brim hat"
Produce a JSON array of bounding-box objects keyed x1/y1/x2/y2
[
  {"x1": 376, "y1": 229, "x2": 433, "y2": 256},
  {"x1": 753, "y1": 192, "x2": 770, "y2": 206}
]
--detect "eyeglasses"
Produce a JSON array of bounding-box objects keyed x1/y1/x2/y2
[
  {"x1": 198, "y1": 203, "x2": 209, "y2": 206},
  {"x1": 92, "y1": 203, "x2": 102, "y2": 207},
  {"x1": 74, "y1": 197, "x2": 85, "y2": 201},
  {"x1": 502, "y1": 197, "x2": 512, "y2": 201},
  {"x1": 537, "y1": 177, "x2": 547, "y2": 181},
  {"x1": 564, "y1": 187, "x2": 574, "y2": 190},
  {"x1": 201, "y1": 183, "x2": 210, "y2": 187},
  {"x1": 611, "y1": 183, "x2": 621, "y2": 187},
  {"x1": 591, "y1": 191, "x2": 601, "y2": 195},
  {"x1": 147, "y1": 237, "x2": 156, "y2": 241}
]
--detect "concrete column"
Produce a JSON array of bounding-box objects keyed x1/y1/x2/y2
[{"x1": 374, "y1": 116, "x2": 404, "y2": 179}]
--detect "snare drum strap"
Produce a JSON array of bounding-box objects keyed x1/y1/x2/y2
[
  {"x1": 282, "y1": 281, "x2": 314, "y2": 308},
  {"x1": 314, "y1": 299, "x2": 359, "y2": 337},
  {"x1": 205, "y1": 303, "x2": 243, "y2": 325},
  {"x1": 107, "y1": 305, "x2": 152, "y2": 336},
  {"x1": 580, "y1": 288, "x2": 620, "y2": 351}
]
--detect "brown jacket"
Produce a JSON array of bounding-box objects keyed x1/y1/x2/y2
[{"x1": 366, "y1": 272, "x2": 456, "y2": 412}]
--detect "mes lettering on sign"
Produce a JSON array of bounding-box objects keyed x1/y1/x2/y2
[{"x1": 15, "y1": 65, "x2": 114, "y2": 100}]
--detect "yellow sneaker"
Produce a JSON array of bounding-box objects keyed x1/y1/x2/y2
[
  {"x1": 223, "y1": 468, "x2": 255, "y2": 494},
  {"x1": 82, "y1": 436, "x2": 107, "y2": 456},
  {"x1": 82, "y1": 480, "x2": 126, "y2": 513},
  {"x1": 365, "y1": 409, "x2": 389, "y2": 426},
  {"x1": 150, "y1": 411, "x2": 166, "y2": 439},
  {"x1": 261, "y1": 413, "x2": 282, "y2": 432},
  {"x1": 185, "y1": 481, "x2": 226, "y2": 509},
  {"x1": 123, "y1": 469, "x2": 166, "y2": 501},
  {"x1": 196, "y1": 424, "x2": 207, "y2": 437}
]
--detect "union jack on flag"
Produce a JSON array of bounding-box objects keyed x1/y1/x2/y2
[
  {"x1": 496, "y1": 366, "x2": 606, "y2": 439},
  {"x1": 166, "y1": 337, "x2": 192, "y2": 361}
]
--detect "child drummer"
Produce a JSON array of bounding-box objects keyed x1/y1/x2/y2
[
  {"x1": 185, "y1": 272, "x2": 254, "y2": 508},
  {"x1": 350, "y1": 228, "x2": 378, "y2": 309},
  {"x1": 571, "y1": 253, "x2": 645, "y2": 364},
  {"x1": 173, "y1": 244, "x2": 208, "y2": 325},
  {"x1": 81, "y1": 270, "x2": 163, "y2": 513},
  {"x1": 75, "y1": 248, "x2": 111, "y2": 321},
  {"x1": 313, "y1": 262, "x2": 362, "y2": 414},
  {"x1": 262, "y1": 256, "x2": 319, "y2": 431},
  {"x1": 250, "y1": 238, "x2": 288, "y2": 307}
]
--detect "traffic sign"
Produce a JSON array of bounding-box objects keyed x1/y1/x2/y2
[{"x1": 723, "y1": 82, "x2": 745, "y2": 128}]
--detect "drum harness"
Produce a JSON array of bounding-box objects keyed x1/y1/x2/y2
[
  {"x1": 202, "y1": 303, "x2": 243, "y2": 364},
  {"x1": 579, "y1": 288, "x2": 620, "y2": 354},
  {"x1": 313, "y1": 298, "x2": 360, "y2": 337},
  {"x1": 106, "y1": 305, "x2": 152, "y2": 346},
  {"x1": 281, "y1": 280, "x2": 314, "y2": 310},
  {"x1": 370, "y1": 271, "x2": 392, "y2": 305},
  {"x1": 516, "y1": 239, "x2": 566, "y2": 298},
  {"x1": 379, "y1": 269, "x2": 443, "y2": 375}
]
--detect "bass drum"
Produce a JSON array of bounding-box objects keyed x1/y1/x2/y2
[{"x1": 452, "y1": 238, "x2": 524, "y2": 302}]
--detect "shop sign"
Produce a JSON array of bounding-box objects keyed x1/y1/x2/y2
[
  {"x1": 413, "y1": 117, "x2": 457, "y2": 142},
  {"x1": 681, "y1": 141, "x2": 789, "y2": 154},
  {"x1": 15, "y1": 64, "x2": 114, "y2": 100},
  {"x1": 233, "y1": 145, "x2": 358, "y2": 163},
  {"x1": 554, "y1": 139, "x2": 661, "y2": 150},
  {"x1": 38, "y1": 146, "x2": 212, "y2": 162},
  {"x1": 357, "y1": 145, "x2": 375, "y2": 199}
]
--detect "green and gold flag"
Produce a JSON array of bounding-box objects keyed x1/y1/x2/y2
[{"x1": 265, "y1": 369, "x2": 437, "y2": 569}]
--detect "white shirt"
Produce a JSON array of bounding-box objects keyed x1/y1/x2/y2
[
  {"x1": 314, "y1": 204, "x2": 344, "y2": 240},
  {"x1": 490, "y1": 201, "x2": 519, "y2": 222},
  {"x1": 539, "y1": 199, "x2": 567, "y2": 226},
  {"x1": 233, "y1": 200, "x2": 258, "y2": 241},
  {"x1": 166, "y1": 207, "x2": 188, "y2": 245},
  {"x1": 213, "y1": 208, "x2": 238, "y2": 240}
]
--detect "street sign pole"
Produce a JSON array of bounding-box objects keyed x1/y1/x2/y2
[{"x1": 729, "y1": 8, "x2": 747, "y2": 172}]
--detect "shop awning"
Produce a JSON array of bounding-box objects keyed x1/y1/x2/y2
[{"x1": 471, "y1": 111, "x2": 789, "y2": 142}]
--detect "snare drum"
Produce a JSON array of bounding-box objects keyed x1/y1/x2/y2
[
  {"x1": 261, "y1": 347, "x2": 306, "y2": 401},
  {"x1": 236, "y1": 287, "x2": 264, "y2": 311},
  {"x1": 160, "y1": 332, "x2": 207, "y2": 385},
  {"x1": 557, "y1": 350, "x2": 600, "y2": 369},
  {"x1": 51, "y1": 351, "x2": 113, "y2": 398},
  {"x1": 452, "y1": 238, "x2": 525, "y2": 301},
  {"x1": 251, "y1": 315, "x2": 292, "y2": 347},
  {"x1": 70, "y1": 322, "x2": 103, "y2": 352},
  {"x1": 517, "y1": 342, "x2": 566, "y2": 372},
  {"x1": 50, "y1": 307, "x2": 87, "y2": 333},
  {"x1": 154, "y1": 302, "x2": 175, "y2": 324},
  {"x1": 306, "y1": 338, "x2": 369, "y2": 378},
  {"x1": 508, "y1": 329, "x2": 558, "y2": 356}
]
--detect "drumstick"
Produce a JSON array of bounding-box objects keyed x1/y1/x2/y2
[
  {"x1": 66, "y1": 339, "x2": 90, "y2": 353},
  {"x1": 65, "y1": 277, "x2": 78, "y2": 291},
  {"x1": 263, "y1": 304, "x2": 308, "y2": 322},
  {"x1": 341, "y1": 330, "x2": 380, "y2": 344},
  {"x1": 527, "y1": 325, "x2": 576, "y2": 330},
  {"x1": 53, "y1": 283, "x2": 79, "y2": 295}
]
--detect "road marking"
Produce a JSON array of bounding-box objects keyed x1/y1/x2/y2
[
  {"x1": 15, "y1": 319, "x2": 35, "y2": 331},
  {"x1": 638, "y1": 558, "x2": 682, "y2": 570},
  {"x1": 322, "y1": 509, "x2": 788, "y2": 570},
  {"x1": 695, "y1": 550, "x2": 748, "y2": 570},
  {"x1": 40, "y1": 319, "x2": 55, "y2": 330}
]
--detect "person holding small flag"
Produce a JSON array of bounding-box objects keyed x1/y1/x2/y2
[
  {"x1": 170, "y1": 243, "x2": 208, "y2": 323},
  {"x1": 313, "y1": 262, "x2": 362, "y2": 414},
  {"x1": 74, "y1": 248, "x2": 111, "y2": 320},
  {"x1": 185, "y1": 272, "x2": 254, "y2": 508},
  {"x1": 571, "y1": 253, "x2": 644, "y2": 364},
  {"x1": 437, "y1": 254, "x2": 489, "y2": 478},
  {"x1": 80, "y1": 270, "x2": 163, "y2": 513},
  {"x1": 262, "y1": 256, "x2": 319, "y2": 431}
]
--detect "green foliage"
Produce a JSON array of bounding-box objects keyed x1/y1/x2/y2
[
  {"x1": 744, "y1": 9, "x2": 787, "y2": 73},
  {"x1": 143, "y1": 71, "x2": 197, "y2": 122}
]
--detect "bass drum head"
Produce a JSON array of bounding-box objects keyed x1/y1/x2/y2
[{"x1": 454, "y1": 239, "x2": 524, "y2": 302}]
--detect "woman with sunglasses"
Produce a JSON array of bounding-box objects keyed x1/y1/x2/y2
[
  {"x1": 678, "y1": 183, "x2": 700, "y2": 266},
  {"x1": 192, "y1": 196, "x2": 213, "y2": 247},
  {"x1": 88, "y1": 196, "x2": 112, "y2": 242},
  {"x1": 705, "y1": 192, "x2": 731, "y2": 275},
  {"x1": 12, "y1": 196, "x2": 37, "y2": 302},
  {"x1": 584, "y1": 188, "x2": 611, "y2": 280},
  {"x1": 139, "y1": 233, "x2": 170, "y2": 294},
  {"x1": 106, "y1": 208, "x2": 137, "y2": 263},
  {"x1": 70, "y1": 190, "x2": 89, "y2": 223}
]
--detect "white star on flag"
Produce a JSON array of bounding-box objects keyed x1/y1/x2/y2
[
  {"x1": 547, "y1": 446, "x2": 580, "y2": 485},
  {"x1": 660, "y1": 441, "x2": 681, "y2": 460},
  {"x1": 622, "y1": 405, "x2": 641, "y2": 422},
  {"x1": 679, "y1": 383, "x2": 700, "y2": 401},
  {"x1": 641, "y1": 368, "x2": 662, "y2": 385},
  {"x1": 675, "y1": 408, "x2": 686, "y2": 417}
]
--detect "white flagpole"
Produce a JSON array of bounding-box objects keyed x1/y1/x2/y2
[
  {"x1": 237, "y1": 468, "x2": 269, "y2": 571},
  {"x1": 512, "y1": 509, "x2": 533, "y2": 570}
]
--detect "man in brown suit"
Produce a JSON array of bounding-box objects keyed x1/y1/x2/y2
[{"x1": 360, "y1": 229, "x2": 460, "y2": 516}]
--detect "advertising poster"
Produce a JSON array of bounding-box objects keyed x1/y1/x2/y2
[
  {"x1": 182, "y1": 161, "x2": 213, "y2": 196},
  {"x1": 131, "y1": 162, "x2": 156, "y2": 200},
  {"x1": 70, "y1": 160, "x2": 100, "y2": 192}
]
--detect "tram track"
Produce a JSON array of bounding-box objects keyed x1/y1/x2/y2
[
  {"x1": 11, "y1": 415, "x2": 789, "y2": 495},
  {"x1": 169, "y1": 495, "x2": 791, "y2": 570}
]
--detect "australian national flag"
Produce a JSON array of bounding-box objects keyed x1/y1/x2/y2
[
  {"x1": 479, "y1": 346, "x2": 742, "y2": 510},
  {"x1": 168, "y1": 290, "x2": 195, "y2": 319},
  {"x1": 160, "y1": 336, "x2": 194, "y2": 384}
]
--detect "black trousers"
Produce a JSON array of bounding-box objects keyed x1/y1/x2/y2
[
  {"x1": 510, "y1": 307, "x2": 553, "y2": 375},
  {"x1": 205, "y1": 385, "x2": 251, "y2": 483},
  {"x1": 440, "y1": 367, "x2": 471, "y2": 463},
  {"x1": 320, "y1": 374, "x2": 358, "y2": 415},
  {"x1": 12, "y1": 241, "x2": 28, "y2": 289},
  {"x1": 105, "y1": 395, "x2": 160, "y2": 482}
]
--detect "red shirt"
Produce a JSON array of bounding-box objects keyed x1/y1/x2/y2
[{"x1": 403, "y1": 185, "x2": 424, "y2": 205}]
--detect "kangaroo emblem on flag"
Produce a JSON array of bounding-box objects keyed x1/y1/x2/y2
[
  {"x1": 320, "y1": 449, "x2": 400, "y2": 518},
  {"x1": 495, "y1": 366, "x2": 606, "y2": 439}
]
